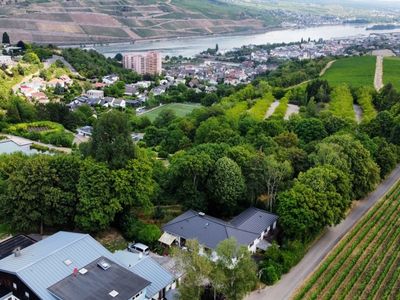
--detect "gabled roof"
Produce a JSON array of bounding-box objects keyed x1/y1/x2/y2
[
  {"x1": 0, "y1": 232, "x2": 142, "y2": 300},
  {"x1": 0, "y1": 235, "x2": 37, "y2": 260},
  {"x1": 48, "y1": 256, "x2": 150, "y2": 300},
  {"x1": 114, "y1": 251, "x2": 174, "y2": 299},
  {"x1": 230, "y1": 207, "x2": 278, "y2": 234},
  {"x1": 163, "y1": 210, "x2": 263, "y2": 250},
  {"x1": 163, "y1": 208, "x2": 278, "y2": 250}
]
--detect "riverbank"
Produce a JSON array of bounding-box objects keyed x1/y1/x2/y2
[{"x1": 87, "y1": 23, "x2": 400, "y2": 58}]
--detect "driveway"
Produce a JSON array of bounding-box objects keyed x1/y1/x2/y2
[{"x1": 245, "y1": 164, "x2": 400, "y2": 300}]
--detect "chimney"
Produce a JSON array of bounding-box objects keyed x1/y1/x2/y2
[{"x1": 13, "y1": 247, "x2": 21, "y2": 257}]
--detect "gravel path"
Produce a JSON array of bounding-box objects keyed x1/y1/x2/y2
[
  {"x1": 353, "y1": 104, "x2": 363, "y2": 124},
  {"x1": 374, "y1": 56, "x2": 384, "y2": 91},
  {"x1": 319, "y1": 60, "x2": 336, "y2": 76},
  {"x1": 265, "y1": 100, "x2": 279, "y2": 118},
  {"x1": 245, "y1": 164, "x2": 400, "y2": 300},
  {"x1": 284, "y1": 104, "x2": 300, "y2": 120}
]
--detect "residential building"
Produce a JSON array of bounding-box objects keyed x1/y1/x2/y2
[
  {"x1": 123, "y1": 52, "x2": 162, "y2": 76},
  {"x1": 76, "y1": 126, "x2": 93, "y2": 137},
  {"x1": 102, "y1": 74, "x2": 119, "y2": 85},
  {"x1": 160, "y1": 207, "x2": 278, "y2": 253},
  {"x1": 86, "y1": 89, "x2": 104, "y2": 99},
  {"x1": 0, "y1": 231, "x2": 150, "y2": 300},
  {"x1": 114, "y1": 251, "x2": 175, "y2": 300}
]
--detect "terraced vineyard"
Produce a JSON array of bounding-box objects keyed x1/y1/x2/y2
[{"x1": 294, "y1": 182, "x2": 400, "y2": 300}]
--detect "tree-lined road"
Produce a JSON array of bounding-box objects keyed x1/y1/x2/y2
[{"x1": 246, "y1": 164, "x2": 400, "y2": 300}]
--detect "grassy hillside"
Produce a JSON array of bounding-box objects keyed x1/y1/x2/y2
[
  {"x1": 322, "y1": 56, "x2": 376, "y2": 87},
  {"x1": 383, "y1": 57, "x2": 400, "y2": 90}
]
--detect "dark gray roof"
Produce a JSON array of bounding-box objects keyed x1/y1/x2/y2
[
  {"x1": 230, "y1": 207, "x2": 278, "y2": 234},
  {"x1": 48, "y1": 256, "x2": 150, "y2": 300},
  {"x1": 0, "y1": 235, "x2": 36, "y2": 260},
  {"x1": 163, "y1": 208, "x2": 277, "y2": 249}
]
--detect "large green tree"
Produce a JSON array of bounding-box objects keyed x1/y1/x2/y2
[
  {"x1": 277, "y1": 165, "x2": 351, "y2": 240},
  {"x1": 212, "y1": 238, "x2": 258, "y2": 300},
  {"x1": 319, "y1": 134, "x2": 380, "y2": 199},
  {"x1": 175, "y1": 240, "x2": 213, "y2": 300},
  {"x1": 75, "y1": 159, "x2": 121, "y2": 232},
  {"x1": 88, "y1": 110, "x2": 135, "y2": 169},
  {"x1": 207, "y1": 157, "x2": 245, "y2": 216}
]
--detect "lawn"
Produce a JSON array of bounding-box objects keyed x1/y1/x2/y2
[
  {"x1": 322, "y1": 56, "x2": 376, "y2": 87},
  {"x1": 141, "y1": 103, "x2": 201, "y2": 121},
  {"x1": 383, "y1": 57, "x2": 400, "y2": 90},
  {"x1": 294, "y1": 182, "x2": 400, "y2": 300}
]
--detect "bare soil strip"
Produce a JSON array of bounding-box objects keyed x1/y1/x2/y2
[
  {"x1": 265, "y1": 100, "x2": 280, "y2": 118},
  {"x1": 374, "y1": 56, "x2": 384, "y2": 91}
]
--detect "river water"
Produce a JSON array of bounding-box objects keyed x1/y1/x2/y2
[{"x1": 92, "y1": 24, "x2": 400, "y2": 58}]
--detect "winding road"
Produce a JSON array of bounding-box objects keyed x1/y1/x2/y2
[{"x1": 245, "y1": 164, "x2": 400, "y2": 300}]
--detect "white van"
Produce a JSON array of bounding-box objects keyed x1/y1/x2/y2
[{"x1": 128, "y1": 242, "x2": 150, "y2": 255}]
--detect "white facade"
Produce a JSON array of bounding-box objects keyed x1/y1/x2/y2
[{"x1": 87, "y1": 90, "x2": 104, "y2": 99}]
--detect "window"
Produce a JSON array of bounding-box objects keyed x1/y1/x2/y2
[
  {"x1": 25, "y1": 291, "x2": 30, "y2": 298},
  {"x1": 12, "y1": 283, "x2": 17, "y2": 290}
]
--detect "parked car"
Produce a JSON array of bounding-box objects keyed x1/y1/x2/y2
[{"x1": 128, "y1": 242, "x2": 150, "y2": 255}]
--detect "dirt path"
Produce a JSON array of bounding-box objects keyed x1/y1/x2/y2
[
  {"x1": 319, "y1": 60, "x2": 336, "y2": 76},
  {"x1": 374, "y1": 56, "x2": 384, "y2": 91},
  {"x1": 284, "y1": 104, "x2": 300, "y2": 120},
  {"x1": 245, "y1": 164, "x2": 400, "y2": 300},
  {"x1": 353, "y1": 104, "x2": 363, "y2": 124},
  {"x1": 265, "y1": 100, "x2": 279, "y2": 118}
]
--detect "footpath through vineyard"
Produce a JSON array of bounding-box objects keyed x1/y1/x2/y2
[{"x1": 295, "y1": 182, "x2": 400, "y2": 300}]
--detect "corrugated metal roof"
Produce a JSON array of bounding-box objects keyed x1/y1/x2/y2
[
  {"x1": 0, "y1": 232, "x2": 118, "y2": 300},
  {"x1": 114, "y1": 251, "x2": 174, "y2": 298}
]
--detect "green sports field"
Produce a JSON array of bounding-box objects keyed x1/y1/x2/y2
[
  {"x1": 140, "y1": 103, "x2": 201, "y2": 121},
  {"x1": 322, "y1": 56, "x2": 376, "y2": 87},
  {"x1": 383, "y1": 57, "x2": 400, "y2": 90}
]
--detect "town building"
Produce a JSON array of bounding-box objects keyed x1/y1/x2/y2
[
  {"x1": 0, "y1": 231, "x2": 178, "y2": 300},
  {"x1": 160, "y1": 207, "x2": 278, "y2": 253},
  {"x1": 86, "y1": 89, "x2": 104, "y2": 99},
  {"x1": 123, "y1": 52, "x2": 162, "y2": 76},
  {"x1": 0, "y1": 232, "x2": 150, "y2": 300}
]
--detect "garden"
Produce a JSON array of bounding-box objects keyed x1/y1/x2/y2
[{"x1": 4, "y1": 121, "x2": 74, "y2": 147}]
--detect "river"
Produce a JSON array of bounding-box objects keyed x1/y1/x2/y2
[{"x1": 91, "y1": 24, "x2": 400, "y2": 58}]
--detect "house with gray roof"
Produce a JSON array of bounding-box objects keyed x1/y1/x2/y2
[
  {"x1": 114, "y1": 251, "x2": 176, "y2": 300},
  {"x1": 0, "y1": 232, "x2": 151, "y2": 300},
  {"x1": 160, "y1": 207, "x2": 278, "y2": 253}
]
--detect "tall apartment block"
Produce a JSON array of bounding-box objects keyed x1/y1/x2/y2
[{"x1": 122, "y1": 51, "x2": 162, "y2": 75}]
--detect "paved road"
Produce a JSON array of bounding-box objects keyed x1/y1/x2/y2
[{"x1": 246, "y1": 164, "x2": 400, "y2": 300}]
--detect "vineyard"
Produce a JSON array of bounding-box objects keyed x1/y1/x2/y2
[{"x1": 294, "y1": 181, "x2": 400, "y2": 300}]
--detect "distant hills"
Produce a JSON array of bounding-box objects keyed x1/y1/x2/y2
[{"x1": 0, "y1": 0, "x2": 277, "y2": 45}]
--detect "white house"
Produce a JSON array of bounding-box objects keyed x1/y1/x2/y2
[{"x1": 160, "y1": 207, "x2": 278, "y2": 253}]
